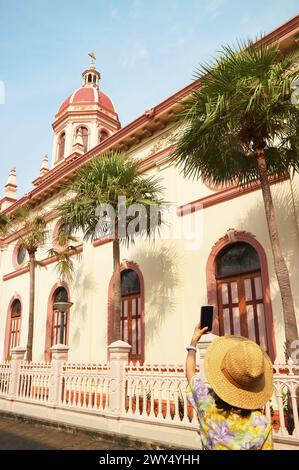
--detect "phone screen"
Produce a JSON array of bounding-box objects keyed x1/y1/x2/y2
[{"x1": 200, "y1": 305, "x2": 214, "y2": 331}]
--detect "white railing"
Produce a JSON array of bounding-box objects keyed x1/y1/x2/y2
[
  {"x1": 0, "y1": 361, "x2": 11, "y2": 397},
  {"x1": 60, "y1": 362, "x2": 110, "y2": 412},
  {"x1": 265, "y1": 361, "x2": 299, "y2": 439},
  {"x1": 17, "y1": 361, "x2": 51, "y2": 404},
  {"x1": 123, "y1": 362, "x2": 198, "y2": 427},
  {"x1": 0, "y1": 344, "x2": 299, "y2": 449}
]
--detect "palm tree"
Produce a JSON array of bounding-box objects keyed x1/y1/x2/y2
[
  {"x1": 0, "y1": 207, "x2": 77, "y2": 360},
  {"x1": 175, "y1": 41, "x2": 299, "y2": 356},
  {"x1": 58, "y1": 151, "x2": 165, "y2": 341},
  {"x1": 0, "y1": 207, "x2": 47, "y2": 361}
]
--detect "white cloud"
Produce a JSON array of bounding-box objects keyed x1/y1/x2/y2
[
  {"x1": 129, "y1": 0, "x2": 142, "y2": 19},
  {"x1": 111, "y1": 7, "x2": 119, "y2": 19},
  {"x1": 205, "y1": 0, "x2": 224, "y2": 18},
  {"x1": 120, "y1": 42, "x2": 149, "y2": 69}
]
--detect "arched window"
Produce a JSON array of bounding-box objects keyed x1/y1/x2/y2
[
  {"x1": 57, "y1": 132, "x2": 66, "y2": 161},
  {"x1": 51, "y1": 286, "x2": 69, "y2": 347},
  {"x1": 8, "y1": 299, "x2": 21, "y2": 355},
  {"x1": 215, "y1": 242, "x2": 268, "y2": 351},
  {"x1": 121, "y1": 269, "x2": 142, "y2": 361},
  {"x1": 88, "y1": 74, "x2": 92, "y2": 83},
  {"x1": 17, "y1": 245, "x2": 27, "y2": 265},
  {"x1": 76, "y1": 126, "x2": 88, "y2": 153},
  {"x1": 57, "y1": 223, "x2": 72, "y2": 248},
  {"x1": 99, "y1": 129, "x2": 109, "y2": 143}
]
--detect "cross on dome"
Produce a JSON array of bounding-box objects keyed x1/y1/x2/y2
[
  {"x1": 88, "y1": 52, "x2": 96, "y2": 66},
  {"x1": 82, "y1": 52, "x2": 101, "y2": 88}
]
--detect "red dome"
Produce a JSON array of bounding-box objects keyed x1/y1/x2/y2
[{"x1": 57, "y1": 87, "x2": 117, "y2": 116}]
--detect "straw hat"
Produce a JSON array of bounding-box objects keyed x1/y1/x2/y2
[{"x1": 204, "y1": 335, "x2": 273, "y2": 410}]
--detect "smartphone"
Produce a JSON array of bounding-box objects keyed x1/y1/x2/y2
[{"x1": 200, "y1": 305, "x2": 214, "y2": 332}]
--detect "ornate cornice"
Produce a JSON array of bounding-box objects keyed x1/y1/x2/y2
[{"x1": 177, "y1": 174, "x2": 289, "y2": 216}]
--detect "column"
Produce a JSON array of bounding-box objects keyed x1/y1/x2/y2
[
  {"x1": 8, "y1": 346, "x2": 26, "y2": 399},
  {"x1": 48, "y1": 344, "x2": 69, "y2": 407},
  {"x1": 107, "y1": 340, "x2": 131, "y2": 415}
]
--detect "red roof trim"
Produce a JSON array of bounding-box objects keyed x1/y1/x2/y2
[{"x1": 255, "y1": 14, "x2": 299, "y2": 46}]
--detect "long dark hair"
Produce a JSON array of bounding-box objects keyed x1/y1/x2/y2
[{"x1": 214, "y1": 393, "x2": 253, "y2": 417}]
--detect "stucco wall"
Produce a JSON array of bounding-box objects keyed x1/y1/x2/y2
[{"x1": 1, "y1": 126, "x2": 299, "y2": 364}]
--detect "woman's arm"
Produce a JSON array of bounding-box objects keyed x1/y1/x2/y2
[{"x1": 185, "y1": 325, "x2": 208, "y2": 383}]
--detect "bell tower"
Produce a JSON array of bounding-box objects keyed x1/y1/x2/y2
[{"x1": 51, "y1": 54, "x2": 121, "y2": 167}]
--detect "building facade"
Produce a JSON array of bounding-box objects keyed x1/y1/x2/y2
[{"x1": 0, "y1": 16, "x2": 299, "y2": 365}]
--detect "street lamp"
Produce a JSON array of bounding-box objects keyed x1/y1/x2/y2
[{"x1": 53, "y1": 300, "x2": 73, "y2": 345}]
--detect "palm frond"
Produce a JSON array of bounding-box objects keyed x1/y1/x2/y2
[
  {"x1": 57, "y1": 151, "x2": 166, "y2": 245},
  {"x1": 174, "y1": 38, "x2": 299, "y2": 187}
]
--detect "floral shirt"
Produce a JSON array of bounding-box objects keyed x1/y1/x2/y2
[{"x1": 187, "y1": 374, "x2": 273, "y2": 450}]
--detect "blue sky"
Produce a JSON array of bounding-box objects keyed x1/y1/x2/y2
[{"x1": 0, "y1": 0, "x2": 298, "y2": 196}]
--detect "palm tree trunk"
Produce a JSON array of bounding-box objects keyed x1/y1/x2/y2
[
  {"x1": 257, "y1": 150, "x2": 298, "y2": 358},
  {"x1": 26, "y1": 252, "x2": 36, "y2": 361},
  {"x1": 112, "y1": 238, "x2": 121, "y2": 341}
]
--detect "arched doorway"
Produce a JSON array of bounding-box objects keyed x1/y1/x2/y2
[
  {"x1": 45, "y1": 283, "x2": 70, "y2": 360},
  {"x1": 108, "y1": 263, "x2": 145, "y2": 362},
  {"x1": 4, "y1": 297, "x2": 22, "y2": 359},
  {"x1": 51, "y1": 287, "x2": 69, "y2": 346},
  {"x1": 120, "y1": 269, "x2": 142, "y2": 361},
  {"x1": 206, "y1": 231, "x2": 276, "y2": 360}
]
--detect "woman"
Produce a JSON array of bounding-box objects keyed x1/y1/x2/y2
[{"x1": 186, "y1": 325, "x2": 273, "y2": 450}]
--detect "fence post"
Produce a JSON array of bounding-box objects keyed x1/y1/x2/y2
[
  {"x1": 198, "y1": 333, "x2": 219, "y2": 382},
  {"x1": 107, "y1": 340, "x2": 131, "y2": 415},
  {"x1": 48, "y1": 344, "x2": 69, "y2": 407},
  {"x1": 8, "y1": 346, "x2": 26, "y2": 399}
]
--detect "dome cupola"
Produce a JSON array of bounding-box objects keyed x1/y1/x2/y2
[
  {"x1": 51, "y1": 53, "x2": 121, "y2": 167},
  {"x1": 82, "y1": 52, "x2": 101, "y2": 88}
]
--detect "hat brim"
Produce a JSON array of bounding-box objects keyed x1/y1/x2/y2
[{"x1": 204, "y1": 336, "x2": 273, "y2": 410}]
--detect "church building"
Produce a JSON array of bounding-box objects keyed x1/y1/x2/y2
[{"x1": 0, "y1": 16, "x2": 299, "y2": 365}]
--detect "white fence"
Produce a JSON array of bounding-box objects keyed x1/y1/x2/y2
[
  {"x1": 60, "y1": 363, "x2": 110, "y2": 412},
  {"x1": 0, "y1": 342, "x2": 298, "y2": 449},
  {"x1": 265, "y1": 361, "x2": 299, "y2": 440},
  {"x1": 123, "y1": 362, "x2": 198, "y2": 427},
  {"x1": 0, "y1": 361, "x2": 10, "y2": 397},
  {"x1": 17, "y1": 362, "x2": 51, "y2": 404}
]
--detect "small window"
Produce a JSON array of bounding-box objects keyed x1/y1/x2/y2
[
  {"x1": 17, "y1": 245, "x2": 27, "y2": 265},
  {"x1": 88, "y1": 74, "x2": 92, "y2": 83},
  {"x1": 76, "y1": 126, "x2": 88, "y2": 153},
  {"x1": 11, "y1": 299, "x2": 21, "y2": 317},
  {"x1": 121, "y1": 269, "x2": 141, "y2": 296},
  {"x1": 54, "y1": 287, "x2": 68, "y2": 303},
  {"x1": 58, "y1": 132, "x2": 66, "y2": 161},
  {"x1": 216, "y1": 242, "x2": 261, "y2": 278},
  {"x1": 57, "y1": 223, "x2": 72, "y2": 247},
  {"x1": 99, "y1": 129, "x2": 109, "y2": 143}
]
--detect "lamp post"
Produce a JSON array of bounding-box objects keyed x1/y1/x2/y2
[{"x1": 53, "y1": 301, "x2": 73, "y2": 345}]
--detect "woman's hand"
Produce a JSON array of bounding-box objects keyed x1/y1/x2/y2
[
  {"x1": 186, "y1": 325, "x2": 208, "y2": 383},
  {"x1": 190, "y1": 325, "x2": 208, "y2": 346}
]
